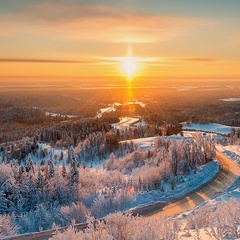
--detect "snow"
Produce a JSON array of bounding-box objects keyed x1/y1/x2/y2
[
  {"x1": 96, "y1": 107, "x2": 116, "y2": 118},
  {"x1": 216, "y1": 144, "x2": 240, "y2": 166},
  {"x1": 134, "y1": 120, "x2": 148, "y2": 127},
  {"x1": 126, "y1": 101, "x2": 146, "y2": 107},
  {"x1": 45, "y1": 111, "x2": 77, "y2": 118},
  {"x1": 126, "y1": 161, "x2": 220, "y2": 211},
  {"x1": 96, "y1": 101, "x2": 146, "y2": 118},
  {"x1": 183, "y1": 122, "x2": 240, "y2": 134},
  {"x1": 32, "y1": 107, "x2": 77, "y2": 118},
  {"x1": 176, "y1": 143, "x2": 240, "y2": 239},
  {"x1": 120, "y1": 135, "x2": 193, "y2": 151},
  {"x1": 120, "y1": 137, "x2": 156, "y2": 151},
  {"x1": 30, "y1": 143, "x2": 67, "y2": 164},
  {"x1": 34, "y1": 136, "x2": 221, "y2": 214},
  {"x1": 220, "y1": 98, "x2": 240, "y2": 102},
  {"x1": 111, "y1": 117, "x2": 140, "y2": 129}
]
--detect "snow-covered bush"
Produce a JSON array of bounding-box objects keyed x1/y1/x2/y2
[{"x1": 60, "y1": 203, "x2": 89, "y2": 226}]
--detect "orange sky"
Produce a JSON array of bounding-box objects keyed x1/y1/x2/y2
[{"x1": 0, "y1": 1, "x2": 240, "y2": 78}]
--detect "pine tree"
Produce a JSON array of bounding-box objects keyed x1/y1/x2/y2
[
  {"x1": 37, "y1": 165, "x2": 43, "y2": 189},
  {"x1": 49, "y1": 160, "x2": 55, "y2": 178},
  {"x1": 25, "y1": 153, "x2": 35, "y2": 175},
  {"x1": 62, "y1": 160, "x2": 66, "y2": 179},
  {"x1": 60, "y1": 151, "x2": 63, "y2": 160},
  {"x1": 70, "y1": 156, "x2": 79, "y2": 185},
  {"x1": 0, "y1": 191, "x2": 8, "y2": 214}
]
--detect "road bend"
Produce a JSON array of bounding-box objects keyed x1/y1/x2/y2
[{"x1": 143, "y1": 144, "x2": 240, "y2": 219}]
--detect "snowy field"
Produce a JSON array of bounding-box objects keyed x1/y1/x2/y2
[
  {"x1": 45, "y1": 112, "x2": 77, "y2": 118},
  {"x1": 183, "y1": 122, "x2": 240, "y2": 134},
  {"x1": 120, "y1": 137, "x2": 156, "y2": 151},
  {"x1": 120, "y1": 135, "x2": 194, "y2": 151},
  {"x1": 220, "y1": 98, "x2": 240, "y2": 102}
]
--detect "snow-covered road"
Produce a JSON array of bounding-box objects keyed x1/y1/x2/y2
[{"x1": 144, "y1": 150, "x2": 240, "y2": 219}]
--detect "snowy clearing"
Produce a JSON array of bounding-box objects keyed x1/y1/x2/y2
[
  {"x1": 220, "y1": 98, "x2": 240, "y2": 102},
  {"x1": 120, "y1": 135, "x2": 194, "y2": 151},
  {"x1": 45, "y1": 111, "x2": 77, "y2": 118},
  {"x1": 120, "y1": 137, "x2": 156, "y2": 151},
  {"x1": 183, "y1": 122, "x2": 240, "y2": 134}
]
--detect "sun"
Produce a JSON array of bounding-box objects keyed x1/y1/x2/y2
[{"x1": 121, "y1": 56, "x2": 138, "y2": 79}]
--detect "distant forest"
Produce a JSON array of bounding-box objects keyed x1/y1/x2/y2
[{"x1": 0, "y1": 84, "x2": 240, "y2": 143}]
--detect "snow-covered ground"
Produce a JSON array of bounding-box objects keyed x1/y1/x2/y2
[
  {"x1": 96, "y1": 105, "x2": 116, "y2": 118},
  {"x1": 30, "y1": 143, "x2": 68, "y2": 164},
  {"x1": 216, "y1": 144, "x2": 240, "y2": 166},
  {"x1": 183, "y1": 122, "x2": 240, "y2": 134},
  {"x1": 121, "y1": 135, "x2": 194, "y2": 151},
  {"x1": 33, "y1": 107, "x2": 77, "y2": 118},
  {"x1": 126, "y1": 161, "x2": 220, "y2": 211},
  {"x1": 177, "y1": 143, "x2": 240, "y2": 239},
  {"x1": 96, "y1": 101, "x2": 146, "y2": 118},
  {"x1": 112, "y1": 117, "x2": 140, "y2": 129},
  {"x1": 45, "y1": 111, "x2": 77, "y2": 118},
  {"x1": 179, "y1": 144, "x2": 240, "y2": 210},
  {"x1": 220, "y1": 98, "x2": 240, "y2": 102},
  {"x1": 120, "y1": 137, "x2": 156, "y2": 151},
  {"x1": 134, "y1": 120, "x2": 148, "y2": 127}
]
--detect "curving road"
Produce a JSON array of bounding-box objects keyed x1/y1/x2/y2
[{"x1": 143, "y1": 141, "x2": 240, "y2": 219}]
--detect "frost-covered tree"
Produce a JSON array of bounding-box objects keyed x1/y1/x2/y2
[
  {"x1": 0, "y1": 181, "x2": 16, "y2": 214},
  {"x1": 49, "y1": 160, "x2": 55, "y2": 178},
  {"x1": 0, "y1": 191, "x2": 9, "y2": 214},
  {"x1": 36, "y1": 165, "x2": 43, "y2": 190},
  {"x1": 0, "y1": 214, "x2": 17, "y2": 236},
  {"x1": 169, "y1": 140, "x2": 179, "y2": 176},
  {"x1": 62, "y1": 160, "x2": 66, "y2": 179},
  {"x1": 25, "y1": 154, "x2": 35, "y2": 175},
  {"x1": 60, "y1": 202, "x2": 89, "y2": 226},
  {"x1": 70, "y1": 156, "x2": 79, "y2": 186}
]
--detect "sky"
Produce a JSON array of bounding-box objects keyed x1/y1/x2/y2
[{"x1": 0, "y1": 0, "x2": 240, "y2": 79}]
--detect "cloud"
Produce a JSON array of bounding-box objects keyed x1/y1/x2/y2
[
  {"x1": 0, "y1": 58, "x2": 99, "y2": 64},
  {"x1": 0, "y1": 56, "x2": 217, "y2": 68},
  {"x1": 180, "y1": 57, "x2": 216, "y2": 62},
  {"x1": 0, "y1": 2, "x2": 209, "y2": 43}
]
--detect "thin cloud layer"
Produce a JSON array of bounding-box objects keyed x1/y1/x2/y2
[
  {"x1": 180, "y1": 58, "x2": 216, "y2": 62},
  {"x1": 1, "y1": 1, "x2": 239, "y2": 77},
  {"x1": 0, "y1": 2, "x2": 209, "y2": 43},
  {"x1": 0, "y1": 58, "x2": 98, "y2": 64}
]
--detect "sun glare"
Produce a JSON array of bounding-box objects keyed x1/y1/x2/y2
[{"x1": 121, "y1": 56, "x2": 138, "y2": 79}]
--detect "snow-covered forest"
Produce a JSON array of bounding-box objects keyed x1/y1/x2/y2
[
  {"x1": 0, "y1": 91, "x2": 240, "y2": 238},
  {"x1": 0, "y1": 124, "x2": 217, "y2": 236}
]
